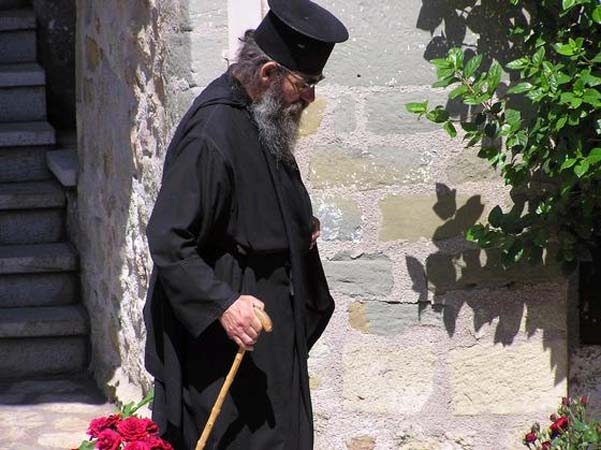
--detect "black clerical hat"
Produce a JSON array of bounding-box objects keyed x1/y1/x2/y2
[{"x1": 254, "y1": 0, "x2": 349, "y2": 77}]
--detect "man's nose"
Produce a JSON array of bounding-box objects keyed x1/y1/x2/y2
[{"x1": 301, "y1": 86, "x2": 315, "y2": 104}]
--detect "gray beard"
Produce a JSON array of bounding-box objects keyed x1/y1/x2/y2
[{"x1": 250, "y1": 81, "x2": 304, "y2": 168}]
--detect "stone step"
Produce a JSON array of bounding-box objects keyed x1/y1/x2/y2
[
  {"x1": 0, "y1": 85, "x2": 46, "y2": 122},
  {"x1": 0, "y1": 208, "x2": 65, "y2": 245},
  {"x1": 0, "y1": 9, "x2": 34, "y2": 31},
  {"x1": 0, "y1": 242, "x2": 78, "y2": 274},
  {"x1": 0, "y1": 63, "x2": 44, "y2": 87},
  {"x1": 0, "y1": 272, "x2": 78, "y2": 307},
  {"x1": 0, "y1": 305, "x2": 88, "y2": 338},
  {"x1": 0, "y1": 121, "x2": 55, "y2": 147},
  {"x1": 47, "y1": 149, "x2": 78, "y2": 187},
  {"x1": 0, "y1": 144, "x2": 53, "y2": 182},
  {"x1": 0, "y1": 28, "x2": 35, "y2": 64},
  {"x1": 0, "y1": 180, "x2": 65, "y2": 210},
  {"x1": 0, "y1": 1, "x2": 30, "y2": 10},
  {"x1": 0, "y1": 336, "x2": 88, "y2": 378}
]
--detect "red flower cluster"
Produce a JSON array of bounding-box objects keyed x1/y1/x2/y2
[
  {"x1": 549, "y1": 415, "x2": 568, "y2": 437},
  {"x1": 82, "y1": 414, "x2": 172, "y2": 450}
]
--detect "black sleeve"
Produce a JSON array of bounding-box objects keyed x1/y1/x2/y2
[
  {"x1": 146, "y1": 134, "x2": 238, "y2": 338},
  {"x1": 304, "y1": 245, "x2": 335, "y2": 352}
]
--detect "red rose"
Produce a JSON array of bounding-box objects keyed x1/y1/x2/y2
[
  {"x1": 524, "y1": 431, "x2": 537, "y2": 443},
  {"x1": 541, "y1": 442, "x2": 552, "y2": 450},
  {"x1": 556, "y1": 416, "x2": 568, "y2": 431},
  {"x1": 145, "y1": 437, "x2": 174, "y2": 450},
  {"x1": 123, "y1": 442, "x2": 152, "y2": 450},
  {"x1": 580, "y1": 395, "x2": 589, "y2": 406},
  {"x1": 117, "y1": 417, "x2": 151, "y2": 441},
  {"x1": 87, "y1": 414, "x2": 121, "y2": 438},
  {"x1": 140, "y1": 418, "x2": 159, "y2": 436},
  {"x1": 96, "y1": 429, "x2": 122, "y2": 450},
  {"x1": 561, "y1": 397, "x2": 570, "y2": 406},
  {"x1": 549, "y1": 413, "x2": 558, "y2": 422}
]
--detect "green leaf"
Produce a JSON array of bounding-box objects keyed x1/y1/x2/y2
[
  {"x1": 443, "y1": 120, "x2": 457, "y2": 138},
  {"x1": 506, "y1": 57, "x2": 529, "y2": 70},
  {"x1": 487, "y1": 61, "x2": 502, "y2": 94},
  {"x1": 78, "y1": 440, "x2": 96, "y2": 450},
  {"x1": 432, "y1": 76, "x2": 458, "y2": 88},
  {"x1": 426, "y1": 106, "x2": 450, "y2": 123},
  {"x1": 587, "y1": 148, "x2": 601, "y2": 165},
  {"x1": 574, "y1": 159, "x2": 590, "y2": 178},
  {"x1": 592, "y1": 52, "x2": 601, "y2": 64},
  {"x1": 488, "y1": 205, "x2": 504, "y2": 227},
  {"x1": 406, "y1": 101, "x2": 428, "y2": 114},
  {"x1": 593, "y1": 6, "x2": 601, "y2": 24},
  {"x1": 448, "y1": 48, "x2": 464, "y2": 70},
  {"x1": 464, "y1": 54, "x2": 483, "y2": 78},
  {"x1": 460, "y1": 121, "x2": 478, "y2": 132},
  {"x1": 554, "y1": 43, "x2": 575, "y2": 56},
  {"x1": 507, "y1": 82, "x2": 533, "y2": 94},
  {"x1": 595, "y1": 119, "x2": 601, "y2": 135},
  {"x1": 583, "y1": 88, "x2": 601, "y2": 106},
  {"x1": 562, "y1": 0, "x2": 575, "y2": 10},
  {"x1": 504, "y1": 108, "x2": 522, "y2": 131},
  {"x1": 555, "y1": 116, "x2": 568, "y2": 131},
  {"x1": 449, "y1": 84, "x2": 469, "y2": 99},
  {"x1": 532, "y1": 47, "x2": 545, "y2": 66},
  {"x1": 560, "y1": 158, "x2": 577, "y2": 171},
  {"x1": 431, "y1": 58, "x2": 452, "y2": 69}
]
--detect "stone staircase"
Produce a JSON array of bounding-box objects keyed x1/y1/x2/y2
[{"x1": 0, "y1": 3, "x2": 89, "y2": 379}]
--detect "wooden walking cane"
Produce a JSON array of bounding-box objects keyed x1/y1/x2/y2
[{"x1": 195, "y1": 306, "x2": 273, "y2": 450}]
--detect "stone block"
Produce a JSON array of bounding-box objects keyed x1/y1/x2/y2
[
  {"x1": 317, "y1": 0, "x2": 435, "y2": 87},
  {"x1": 313, "y1": 195, "x2": 361, "y2": 241},
  {"x1": 0, "y1": 121, "x2": 55, "y2": 147},
  {"x1": 0, "y1": 208, "x2": 65, "y2": 245},
  {"x1": 333, "y1": 95, "x2": 357, "y2": 134},
  {"x1": 0, "y1": 180, "x2": 65, "y2": 210},
  {"x1": 0, "y1": 29, "x2": 36, "y2": 63},
  {"x1": 446, "y1": 151, "x2": 496, "y2": 185},
  {"x1": 0, "y1": 85, "x2": 47, "y2": 122},
  {"x1": 0, "y1": 305, "x2": 88, "y2": 338},
  {"x1": 0, "y1": 63, "x2": 45, "y2": 87},
  {"x1": 0, "y1": 145, "x2": 52, "y2": 182},
  {"x1": 0, "y1": 272, "x2": 78, "y2": 307},
  {"x1": 343, "y1": 341, "x2": 437, "y2": 414},
  {"x1": 0, "y1": 9, "x2": 35, "y2": 31},
  {"x1": 46, "y1": 149, "x2": 79, "y2": 187},
  {"x1": 346, "y1": 436, "x2": 376, "y2": 450},
  {"x1": 425, "y1": 249, "x2": 564, "y2": 294},
  {"x1": 310, "y1": 144, "x2": 429, "y2": 190},
  {"x1": 300, "y1": 97, "x2": 327, "y2": 137},
  {"x1": 379, "y1": 193, "x2": 485, "y2": 242},
  {"x1": 367, "y1": 90, "x2": 459, "y2": 135},
  {"x1": 323, "y1": 254, "x2": 393, "y2": 298},
  {"x1": 348, "y1": 301, "x2": 443, "y2": 335},
  {"x1": 449, "y1": 338, "x2": 567, "y2": 415},
  {"x1": 0, "y1": 336, "x2": 88, "y2": 378},
  {"x1": 0, "y1": 243, "x2": 78, "y2": 274},
  {"x1": 188, "y1": 0, "x2": 228, "y2": 87}
]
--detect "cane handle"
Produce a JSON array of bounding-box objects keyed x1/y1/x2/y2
[{"x1": 253, "y1": 306, "x2": 273, "y2": 333}]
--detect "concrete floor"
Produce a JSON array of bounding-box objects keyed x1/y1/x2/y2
[{"x1": 0, "y1": 376, "x2": 114, "y2": 450}]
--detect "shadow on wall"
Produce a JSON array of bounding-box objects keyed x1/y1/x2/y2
[{"x1": 405, "y1": 183, "x2": 568, "y2": 382}]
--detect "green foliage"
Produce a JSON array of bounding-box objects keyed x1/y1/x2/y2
[
  {"x1": 407, "y1": 0, "x2": 601, "y2": 267},
  {"x1": 523, "y1": 396, "x2": 600, "y2": 449}
]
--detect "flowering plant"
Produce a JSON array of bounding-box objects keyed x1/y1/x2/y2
[
  {"x1": 523, "y1": 396, "x2": 600, "y2": 449},
  {"x1": 75, "y1": 391, "x2": 173, "y2": 450}
]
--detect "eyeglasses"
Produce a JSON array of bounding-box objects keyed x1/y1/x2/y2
[{"x1": 278, "y1": 65, "x2": 325, "y2": 93}]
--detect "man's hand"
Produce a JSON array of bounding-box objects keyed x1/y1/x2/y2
[
  {"x1": 219, "y1": 295, "x2": 265, "y2": 350},
  {"x1": 310, "y1": 216, "x2": 321, "y2": 250}
]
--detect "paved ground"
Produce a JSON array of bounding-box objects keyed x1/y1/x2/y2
[{"x1": 0, "y1": 376, "x2": 115, "y2": 450}]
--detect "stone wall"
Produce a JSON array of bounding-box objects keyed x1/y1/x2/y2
[
  {"x1": 293, "y1": 1, "x2": 570, "y2": 448},
  {"x1": 75, "y1": 0, "x2": 572, "y2": 447}
]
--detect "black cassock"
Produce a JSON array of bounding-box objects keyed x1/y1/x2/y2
[{"x1": 143, "y1": 72, "x2": 334, "y2": 450}]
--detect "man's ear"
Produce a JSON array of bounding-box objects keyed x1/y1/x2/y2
[{"x1": 259, "y1": 61, "x2": 279, "y2": 88}]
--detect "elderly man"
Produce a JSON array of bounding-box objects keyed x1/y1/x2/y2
[{"x1": 143, "y1": 0, "x2": 348, "y2": 448}]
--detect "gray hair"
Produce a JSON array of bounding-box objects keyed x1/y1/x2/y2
[{"x1": 230, "y1": 30, "x2": 283, "y2": 92}]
